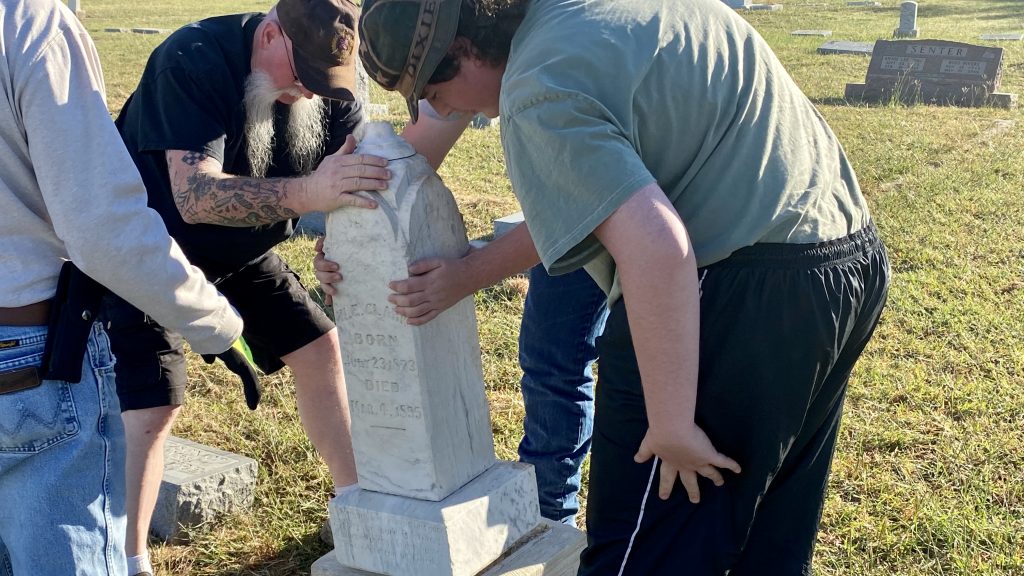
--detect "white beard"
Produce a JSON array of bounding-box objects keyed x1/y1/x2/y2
[{"x1": 243, "y1": 70, "x2": 327, "y2": 178}]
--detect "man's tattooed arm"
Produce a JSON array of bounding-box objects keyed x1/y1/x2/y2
[{"x1": 167, "y1": 150, "x2": 302, "y2": 227}]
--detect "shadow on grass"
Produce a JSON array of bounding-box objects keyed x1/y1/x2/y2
[
  {"x1": 917, "y1": 1, "x2": 1024, "y2": 22},
  {"x1": 211, "y1": 531, "x2": 331, "y2": 576}
]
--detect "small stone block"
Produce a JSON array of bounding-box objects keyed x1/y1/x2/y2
[
  {"x1": 130, "y1": 27, "x2": 164, "y2": 34},
  {"x1": 150, "y1": 436, "x2": 258, "y2": 542},
  {"x1": 847, "y1": 1, "x2": 881, "y2": 6},
  {"x1": 745, "y1": 3, "x2": 783, "y2": 10},
  {"x1": 893, "y1": 28, "x2": 919, "y2": 38},
  {"x1": 329, "y1": 462, "x2": 541, "y2": 576},
  {"x1": 493, "y1": 212, "x2": 524, "y2": 239},
  {"x1": 313, "y1": 519, "x2": 585, "y2": 576},
  {"x1": 817, "y1": 40, "x2": 874, "y2": 55},
  {"x1": 104, "y1": 27, "x2": 128, "y2": 33},
  {"x1": 989, "y1": 93, "x2": 1018, "y2": 109},
  {"x1": 980, "y1": 33, "x2": 1023, "y2": 41},
  {"x1": 792, "y1": 30, "x2": 832, "y2": 37}
]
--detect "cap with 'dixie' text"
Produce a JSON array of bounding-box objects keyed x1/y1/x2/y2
[{"x1": 358, "y1": 0, "x2": 461, "y2": 121}]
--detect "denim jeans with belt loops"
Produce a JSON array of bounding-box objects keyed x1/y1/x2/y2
[{"x1": 0, "y1": 322, "x2": 127, "y2": 576}]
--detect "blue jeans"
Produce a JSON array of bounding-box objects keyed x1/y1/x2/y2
[
  {"x1": 518, "y1": 265, "x2": 608, "y2": 524},
  {"x1": 0, "y1": 323, "x2": 126, "y2": 576}
]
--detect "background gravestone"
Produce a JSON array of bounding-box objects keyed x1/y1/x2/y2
[
  {"x1": 318, "y1": 122, "x2": 584, "y2": 576},
  {"x1": 845, "y1": 40, "x2": 1017, "y2": 108},
  {"x1": 894, "y1": 1, "x2": 919, "y2": 38}
]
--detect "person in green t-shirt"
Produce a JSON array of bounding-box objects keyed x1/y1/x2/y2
[{"x1": 356, "y1": 0, "x2": 891, "y2": 573}]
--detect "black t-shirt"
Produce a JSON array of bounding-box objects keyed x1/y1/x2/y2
[{"x1": 115, "y1": 13, "x2": 361, "y2": 280}]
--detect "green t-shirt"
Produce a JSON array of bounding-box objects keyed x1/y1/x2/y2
[{"x1": 500, "y1": 0, "x2": 871, "y2": 302}]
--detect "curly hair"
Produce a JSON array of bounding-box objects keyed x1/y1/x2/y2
[{"x1": 428, "y1": 0, "x2": 530, "y2": 84}]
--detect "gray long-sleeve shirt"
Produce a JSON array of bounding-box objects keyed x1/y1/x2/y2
[{"x1": 0, "y1": 0, "x2": 241, "y2": 354}]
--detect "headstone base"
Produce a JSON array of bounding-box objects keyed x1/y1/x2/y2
[
  {"x1": 313, "y1": 519, "x2": 585, "y2": 576},
  {"x1": 329, "y1": 462, "x2": 542, "y2": 576},
  {"x1": 893, "y1": 28, "x2": 919, "y2": 38},
  {"x1": 744, "y1": 3, "x2": 783, "y2": 10},
  {"x1": 845, "y1": 83, "x2": 1018, "y2": 109},
  {"x1": 151, "y1": 436, "x2": 258, "y2": 542}
]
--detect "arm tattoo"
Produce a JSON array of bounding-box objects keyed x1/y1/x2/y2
[
  {"x1": 171, "y1": 153, "x2": 301, "y2": 227},
  {"x1": 181, "y1": 151, "x2": 207, "y2": 166}
]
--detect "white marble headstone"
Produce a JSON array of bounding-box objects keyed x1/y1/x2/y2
[{"x1": 325, "y1": 122, "x2": 496, "y2": 502}]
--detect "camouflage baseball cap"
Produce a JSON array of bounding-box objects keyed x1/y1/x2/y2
[
  {"x1": 277, "y1": 0, "x2": 360, "y2": 100},
  {"x1": 358, "y1": 0, "x2": 462, "y2": 122}
]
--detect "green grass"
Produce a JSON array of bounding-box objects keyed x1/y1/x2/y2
[{"x1": 75, "y1": 0, "x2": 1024, "y2": 573}]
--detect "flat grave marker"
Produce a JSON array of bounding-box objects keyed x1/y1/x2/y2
[
  {"x1": 979, "y1": 33, "x2": 1023, "y2": 42},
  {"x1": 818, "y1": 40, "x2": 875, "y2": 56},
  {"x1": 151, "y1": 436, "x2": 258, "y2": 542},
  {"x1": 793, "y1": 30, "x2": 832, "y2": 37}
]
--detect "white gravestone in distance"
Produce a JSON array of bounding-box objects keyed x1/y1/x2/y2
[
  {"x1": 320, "y1": 122, "x2": 583, "y2": 576},
  {"x1": 894, "y1": 1, "x2": 919, "y2": 38}
]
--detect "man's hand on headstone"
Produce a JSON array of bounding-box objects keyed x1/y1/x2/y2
[
  {"x1": 313, "y1": 236, "x2": 342, "y2": 306},
  {"x1": 387, "y1": 257, "x2": 476, "y2": 326},
  {"x1": 303, "y1": 135, "x2": 390, "y2": 213}
]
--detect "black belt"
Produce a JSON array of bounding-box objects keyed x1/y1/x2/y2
[
  {"x1": 0, "y1": 366, "x2": 41, "y2": 395},
  {"x1": 0, "y1": 300, "x2": 51, "y2": 326}
]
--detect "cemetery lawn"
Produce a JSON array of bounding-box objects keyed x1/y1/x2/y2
[{"x1": 86, "y1": 0, "x2": 1022, "y2": 574}]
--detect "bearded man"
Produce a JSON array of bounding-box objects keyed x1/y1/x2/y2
[{"x1": 108, "y1": 1, "x2": 390, "y2": 574}]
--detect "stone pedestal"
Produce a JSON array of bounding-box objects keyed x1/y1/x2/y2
[
  {"x1": 329, "y1": 463, "x2": 539, "y2": 576},
  {"x1": 312, "y1": 519, "x2": 586, "y2": 576},
  {"x1": 322, "y1": 122, "x2": 582, "y2": 575},
  {"x1": 150, "y1": 436, "x2": 258, "y2": 541}
]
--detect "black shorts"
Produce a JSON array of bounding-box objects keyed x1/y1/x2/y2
[
  {"x1": 101, "y1": 252, "x2": 335, "y2": 412},
  {"x1": 581, "y1": 224, "x2": 890, "y2": 575}
]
